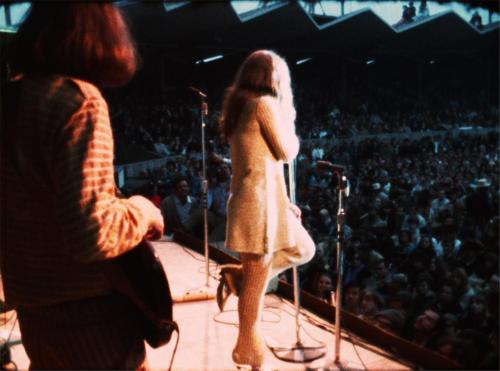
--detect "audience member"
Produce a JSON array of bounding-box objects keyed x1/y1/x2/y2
[
  {"x1": 410, "y1": 308, "x2": 442, "y2": 348},
  {"x1": 470, "y1": 11, "x2": 483, "y2": 29},
  {"x1": 358, "y1": 289, "x2": 384, "y2": 322},
  {"x1": 160, "y1": 177, "x2": 202, "y2": 235},
  {"x1": 436, "y1": 283, "x2": 462, "y2": 316},
  {"x1": 308, "y1": 270, "x2": 335, "y2": 303},
  {"x1": 207, "y1": 163, "x2": 231, "y2": 241},
  {"x1": 343, "y1": 281, "x2": 362, "y2": 315},
  {"x1": 374, "y1": 308, "x2": 406, "y2": 336}
]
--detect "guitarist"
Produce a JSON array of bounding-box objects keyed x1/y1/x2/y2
[{"x1": 1, "y1": 4, "x2": 164, "y2": 369}]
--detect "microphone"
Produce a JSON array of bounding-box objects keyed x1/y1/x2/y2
[
  {"x1": 316, "y1": 160, "x2": 345, "y2": 174},
  {"x1": 317, "y1": 160, "x2": 350, "y2": 196},
  {"x1": 188, "y1": 86, "x2": 207, "y2": 98},
  {"x1": 343, "y1": 178, "x2": 350, "y2": 197}
]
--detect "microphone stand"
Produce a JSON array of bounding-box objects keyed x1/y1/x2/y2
[
  {"x1": 335, "y1": 169, "x2": 348, "y2": 364},
  {"x1": 269, "y1": 159, "x2": 326, "y2": 363},
  {"x1": 307, "y1": 160, "x2": 351, "y2": 368},
  {"x1": 200, "y1": 97, "x2": 210, "y2": 288},
  {"x1": 173, "y1": 88, "x2": 215, "y2": 303},
  {"x1": 326, "y1": 167, "x2": 350, "y2": 370}
]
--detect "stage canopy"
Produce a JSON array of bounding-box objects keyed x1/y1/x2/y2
[{"x1": 116, "y1": 1, "x2": 499, "y2": 64}]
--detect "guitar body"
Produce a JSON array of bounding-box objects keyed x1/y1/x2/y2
[{"x1": 108, "y1": 239, "x2": 177, "y2": 348}]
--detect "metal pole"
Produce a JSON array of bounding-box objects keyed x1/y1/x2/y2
[
  {"x1": 201, "y1": 99, "x2": 210, "y2": 288},
  {"x1": 334, "y1": 177, "x2": 345, "y2": 363},
  {"x1": 288, "y1": 160, "x2": 302, "y2": 344}
]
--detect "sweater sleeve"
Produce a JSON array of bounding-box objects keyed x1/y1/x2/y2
[
  {"x1": 256, "y1": 96, "x2": 299, "y2": 163},
  {"x1": 54, "y1": 95, "x2": 149, "y2": 263}
]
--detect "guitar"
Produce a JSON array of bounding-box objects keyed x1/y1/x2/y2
[{"x1": 107, "y1": 239, "x2": 178, "y2": 348}]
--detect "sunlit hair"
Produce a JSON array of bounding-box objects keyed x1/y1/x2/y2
[
  {"x1": 8, "y1": 3, "x2": 139, "y2": 87},
  {"x1": 219, "y1": 50, "x2": 295, "y2": 138}
]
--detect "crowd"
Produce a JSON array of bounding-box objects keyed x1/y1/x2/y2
[
  {"x1": 106, "y1": 73, "x2": 498, "y2": 369},
  {"x1": 293, "y1": 70, "x2": 497, "y2": 140},
  {"x1": 106, "y1": 60, "x2": 497, "y2": 157},
  {"x1": 392, "y1": 0, "x2": 489, "y2": 31},
  {"x1": 297, "y1": 131, "x2": 499, "y2": 369},
  {"x1": 107, "y1": 90, "x2": 203, "y2": 155},
  {"x1": 393, "y1": 1, "x2": 428, "y2": 28}
]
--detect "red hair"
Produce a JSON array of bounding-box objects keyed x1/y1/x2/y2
[
  {"x1": 219, "y1": 50, "x2": 294, "y2": 139},
  {"x1": 8, "y1": 3, "x2": 139, "y2": 87}
]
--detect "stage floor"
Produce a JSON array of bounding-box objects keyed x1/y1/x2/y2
[{"x1": 4, "y1": 240, "x2": 411, "y2": 370}]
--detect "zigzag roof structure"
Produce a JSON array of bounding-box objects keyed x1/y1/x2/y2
[
  {"x1": 118, "y1": 1, "x2": 498, "y2": 63},
  {"x1": 0, "y1": 2, "x2": 497, "y2": 66}
]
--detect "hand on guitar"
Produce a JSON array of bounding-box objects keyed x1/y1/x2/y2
[{"x1": 129, "y1": 196, "x2": 164, "y2": 240}]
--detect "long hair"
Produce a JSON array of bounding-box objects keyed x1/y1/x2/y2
[
  {"x1": 219, "y1": 50, "x2": 295, "y2": 139},
  {"x1": 8, "y1": 3, "x2": 139, "y2": 87}
]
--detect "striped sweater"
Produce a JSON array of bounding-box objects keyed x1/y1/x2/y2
[{"x1": 0, "y1": 74, "x2": 150, "y2": 307}]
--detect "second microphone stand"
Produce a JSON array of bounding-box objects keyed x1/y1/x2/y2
[
  {"x1": 334, "y1": 170, "x2": 348, "y2": 364},
  {"x1": 269, "y1": 160, "x2": 326, "y2": 363},
  {"x1": 326, "y1": 167, "x2": 350, "y2": 370}
]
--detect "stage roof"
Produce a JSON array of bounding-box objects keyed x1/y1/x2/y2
[
  {"x1": 1, "y1": 2, "x2": 497, "y2": 66},
  {"x1": 118, "y1": 1, "x2": 499, "y2": 63}
]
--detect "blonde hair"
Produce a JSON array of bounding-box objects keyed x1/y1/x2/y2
[{"x1": 219, "y1": 50, "x2": 295, "y2": 138}]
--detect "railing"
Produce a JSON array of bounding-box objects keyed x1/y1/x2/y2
[{"x1": 301, "y1": 126, "x2": 499, "y2": 146}]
